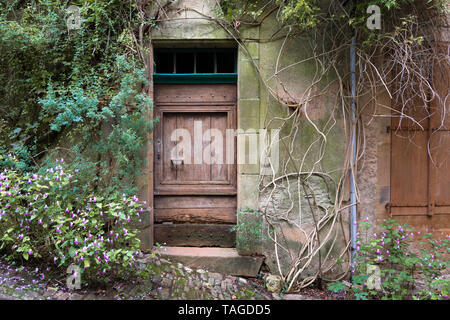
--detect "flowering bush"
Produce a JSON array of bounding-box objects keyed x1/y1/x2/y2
[
  {"x1": 328, "y1": 219, "x2": 449, "y2": 300},
  {"x1": 0, "y1": 154, "x2": 146, "y2": 285}
]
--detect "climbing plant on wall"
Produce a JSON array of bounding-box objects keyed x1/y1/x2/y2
[{"x1": 214, "y1": 0, "x2": 449, "y2": 291}]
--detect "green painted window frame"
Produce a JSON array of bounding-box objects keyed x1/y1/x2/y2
[
  {"x1": 154, "y1": 48, "x2": 237, "y2": 84},
  {"x1": 154, "y1": 73, "x2": 237, "y2": 84}
]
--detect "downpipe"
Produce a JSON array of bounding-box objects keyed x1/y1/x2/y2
[{"x1": 349, "y1": 36, "x2": 358, "y2": 274}]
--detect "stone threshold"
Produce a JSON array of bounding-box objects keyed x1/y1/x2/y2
[{"x1": 153, "y1": 246, "x2": 264, "y2": 277}]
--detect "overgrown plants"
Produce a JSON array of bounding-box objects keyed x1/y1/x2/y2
[{"x1": 327, "y1": 219, "x2": 449, "y2": 300}]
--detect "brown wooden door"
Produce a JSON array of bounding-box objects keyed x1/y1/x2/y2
[
  {"x1": 153, "y1": 84, "x2": 237, "y2": 247},
  {"x1": 390, "y1": 99, "x2": 450, "y2": 216}
]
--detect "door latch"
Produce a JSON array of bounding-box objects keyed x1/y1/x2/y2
[
  {"x1": 156, "y1": 139, "x2": 161, "y2": 160},
  {"x1": 171, "y1": 158, "x2": 184, "y2": 166}
]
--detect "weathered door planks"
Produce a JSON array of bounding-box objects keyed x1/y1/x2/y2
[
  {"x1": 389, "y1": 65, "x2": 450, "y2": 217},
  {"x1": 153, "y1": 84, "x2": 237, "y2": 247}
]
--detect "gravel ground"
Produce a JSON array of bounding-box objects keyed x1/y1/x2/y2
[{"x1": 0, "y1": 253, "x2": 280, "y2": 300}]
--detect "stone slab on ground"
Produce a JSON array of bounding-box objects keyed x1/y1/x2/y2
[
  {"x1": 154, "y1": 246, "x2": 264, "y2": 277},
  {"x1": 283, "y1": 294, "x2": 308, "y2": 300}
]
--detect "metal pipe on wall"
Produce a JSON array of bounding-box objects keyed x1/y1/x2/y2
[{"x1": 349, "y1": 35, "x2": 357, "y2": 272}]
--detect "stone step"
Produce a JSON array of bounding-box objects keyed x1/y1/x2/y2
[{"x1": 154, "y1": 246, "x2": 264, "y2": 277}]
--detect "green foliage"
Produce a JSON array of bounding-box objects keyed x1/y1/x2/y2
[
  {"x1": 327, "y1": 280, "x2": 346, "y2": 293},
  {"x1": 231, "y1": 208, "x2": 266, "y2": 254},
  {"x1": 276, "y1": 0, "x2": 320, "y2": 29},
  {"x1": 328, "y1": 219, "x2": 449, "y2": 300},
  {"x1": 0, "y1": 0, "x2": 155, "y2": 194},
  {"x1": 220, "y1": 0, "x2": 447, "y2": 44},
  {"x1": 416, "y1": 277, "x2": 450, "y2": 300},
  {"x1": 0, "y1": 154, "x2": 146, "y2": 285},
  {"x1": 219, "y1": 0, "x2": 267, "y2": 21}
]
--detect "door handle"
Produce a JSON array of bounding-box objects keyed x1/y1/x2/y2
[{"x1": 156, "y1": 139, "x2": 161, "y2": 160}]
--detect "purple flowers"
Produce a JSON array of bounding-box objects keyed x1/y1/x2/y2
[{"x1": 0, "y1": 158, "x2": 148, "y2": 284}]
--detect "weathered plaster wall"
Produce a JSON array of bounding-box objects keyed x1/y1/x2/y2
[
  {"x1": 152, "y1": 0, "x2": 229, "y2": 40},
  {"x1": 255, "y1": 13, "x2": 348, "y2": 276}
]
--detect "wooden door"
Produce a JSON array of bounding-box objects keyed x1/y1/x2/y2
[
  {"x1": 153, "y1": 84, "x2": 237, "y2": 247},
  {"x1": 390, "y1": 92, "x2": 450, "y2": 217}
]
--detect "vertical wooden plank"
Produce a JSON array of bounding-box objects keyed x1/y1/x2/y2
[
  {"x1": 430, "y1": 41, "x2": 450, "y2": 130},
  {"x1": 430, "y1": 42, "x2": 450, "y2": 209},
  {"x1": 229, "y1": 106, "x2": 237, "y2": 190},
  {"x1": 431, "y1": 131, "x2": 450, "y2": 206},
  {"x1": 177, "y1": 113, "x2": 195, "y2": 181},
  {"x1": 197, "y1": 113, "x2": 211, "y2": 181},
  {"x1": 162, "y1": 113, "x2": 177, "y2": 182},
  {"x1": 211, "y1": 113, "x2": 228, "y2": 181},
  {"x1": 427, "y1": 107, "x2": 434, "y2": 216},
  {"x1": 391, "y1": 131, "x2": 429, "y2": 207}
]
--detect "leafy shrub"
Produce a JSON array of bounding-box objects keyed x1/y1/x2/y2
[
  {"x1": 0, "y1": 1, "x2": 156, "y2": 195},
  {"x1": 327, "y1": 219, "x2": 449, "y2": 300},
  {"x1": 0, "y1": 154, "x2": 146, "y2": 285},
  {"x1": 327, "y1": 280, "x2": 346, "y2": 294}
]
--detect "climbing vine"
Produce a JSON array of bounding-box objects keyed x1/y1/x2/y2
[{"x1": 214, "y1": 0, "x2": 449, "y2": 291}]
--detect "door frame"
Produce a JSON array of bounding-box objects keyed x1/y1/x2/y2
[{"x1": 146, "y1": 45, "x2": 239, "y2": 249}]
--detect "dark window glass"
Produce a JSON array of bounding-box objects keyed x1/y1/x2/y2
[
  {"x1": 155, "y1": 52, "x2": 173, "y2": 73},
  {"x1": 176, "y1": 52, "x2": 195, "y2": 73},
  {"x1": 196, "y1": 52, "x2": 215, "y2": 73},
  {"x1": 216, "y1": 51, "x2": 235, "y2": 73},
  {"x1": 155, "y1": 49, "x2": 236, "y2": 74}
]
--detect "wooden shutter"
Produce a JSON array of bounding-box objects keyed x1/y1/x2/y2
[{"x1": 389, "y1": 51, "x2": 450, "y2": 216}]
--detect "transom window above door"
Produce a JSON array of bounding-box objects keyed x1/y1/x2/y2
[{"x1": 154, "y1": 48, "x2": 237, "y2": 84}]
